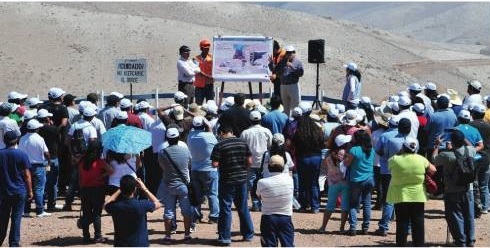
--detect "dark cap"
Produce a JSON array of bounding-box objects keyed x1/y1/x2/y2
[
  {"x1": 179, "y1": 45, "x2": 191, "y2": 54},
  {"x1": 63, "y1": 94, "x2": 76, "y2": 104},
  {"x1": 4, "y1": 131, "x2": 19, "y2": 144}
]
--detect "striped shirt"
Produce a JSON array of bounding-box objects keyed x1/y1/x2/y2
[{"x1": 211, "y1": 137, "x2": 251, "y2": 185}]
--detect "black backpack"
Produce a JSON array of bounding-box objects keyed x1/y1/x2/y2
[
  {"x1": 71, "y1": 127, "x2": 87, "y2": 156},
  {"x1": 452, "y1": 146, "x2": 475, "y2": 186}
]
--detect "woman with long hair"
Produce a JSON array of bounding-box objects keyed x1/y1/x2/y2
[
  {"x1": 106, "y1": 150, "x2": 141, "y2": 195},
  {"x1": 388, "y1": 137, "x2": 436, "y2": 246},
  {"x1": 79, "y1": 141, "x2": 113, "y2": 243},
  {"x1": 343, "y1": 129, "x2": 375, "y2": 236},
  {"x1": 342, "y1": 62, "x2": 362, "y2": 110},
  {"x1": 292, "y1": 113, "x2": 325, "y2": 213}
]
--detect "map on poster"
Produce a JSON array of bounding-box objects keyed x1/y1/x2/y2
[{"x1": 212, "y1": 36, "x2": 272, "y2": 82}]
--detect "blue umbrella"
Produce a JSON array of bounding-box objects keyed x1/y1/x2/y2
[{"x1": 102, "y1": 124, "x2": 152, "y2": 154}]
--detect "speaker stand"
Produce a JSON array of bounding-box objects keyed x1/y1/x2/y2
[{"x1": 312, "y1": 63, "x2": 321, "y2": 109}]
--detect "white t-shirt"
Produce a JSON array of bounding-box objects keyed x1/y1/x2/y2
[
  {"x1": 18, "y1": 132, "x2": 49, "y2": 164},
  {"x1": 177, "y1": 57, "x2": 200, "y2": 83},
  {"x1": 68, "y1": 120, "x2": 97, "y2": 143},
  {"x1": 108, "y1": 157, "x2": 137, "y2": 187},
  {"x1": 256, "y1": 173, "x2": 294, "y2": 216},
  {"x1": 240, "y1": 125, "x2": 273, "y2": 168},
  {"x1": 90, "y1": 117, "x2": 106, "y2": 139},
  {"x1": 150, "y1": 119, "x2": 166, "y2": 153},
  {"x1": 462, "y1": 94, "x2": 483, "y2": 110},
  {"x1": 138, "y1": 112, "x2": 155, "y2": 131}
]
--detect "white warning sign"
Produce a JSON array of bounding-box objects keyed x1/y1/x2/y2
[{"x1": 115, "y1": 59, "x2": 147, "y2": 84}]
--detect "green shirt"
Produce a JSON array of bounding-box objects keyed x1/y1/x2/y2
[
  {"x1": 387, "y1": 153, "x2": 429, "y2": 204},
  {"x1": 433, "y1": 146, "x2": 476, "y2": 193}
]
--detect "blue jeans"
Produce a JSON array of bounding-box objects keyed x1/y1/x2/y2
[
  {"x1": 297, "y1": 154, "x2": 322, "y2": 211},
  {"x1": 25, "y1": 165, "x2": 46, "y2": 215},
  {"x1": 45, "y1": 158, "x2": 59, "y2": 209},
  {"x1": 159, "y1": 183, "x2": 192, "y2": 220},
  {"x1": 191, "y1": 171, "x2": 219, "y2": 221},
  {"x1": 247, "y1": 168, "x2": 262, "y2": 209},
  {"x1": 0, "y1": 193, "x2": 26, "y2": 247},
  {"x1": 260, "y1": 214, "x2": 295, "y2": 247},
  {"x1": 349, "y1": 178, "x2": 374, "y2": 231},
  {"x1": 475, "y1": 160, "x2": 489, "y2": 211},
  {"x1": 445, "y1": 190, "x2": 475, "y2": 246},
  {"x1": 218, "y1": 183, "x2": 254, "y2": 244},
  {"x1": 378, "y1": 174, "x2": 394, "y2": 231}
]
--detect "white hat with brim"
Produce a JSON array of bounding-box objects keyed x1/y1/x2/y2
[
  {"x1": 166, "y1": 127, "x2": 180, "y2": 139},
  {"x1": 343, "y1": 62, "x2": 358, "y2": 71},
  {"x1": 37, "y1": 109, "x2": 53, "y2": 118},
  {"x1": 8, "y1": 91, "x2": 28, "y2": 100},
  {"x1": 341, "y1": 109, "x2": 358, "y2": 126},
  {"x1": 27, "y1": 119, "x2": 44, "y2": 130}
]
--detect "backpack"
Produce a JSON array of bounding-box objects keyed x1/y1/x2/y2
[
  {"x1": 452, "y1": 146, "x2": 475, "y2": 186},
  {"x1": 71, "y1": 126, "x2": 87, "y2": 156}
]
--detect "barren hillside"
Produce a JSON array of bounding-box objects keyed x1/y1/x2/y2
[{"x1": 0, "y1": 2, "x2": 489, "y2": 103}]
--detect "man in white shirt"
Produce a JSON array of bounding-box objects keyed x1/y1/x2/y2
[
  {"x1": 136, "y1": 101, "x2": 155, "y2": 131},
  {"x1": 462, "y1": 79, "x2": 483, "y2": 110},
  {"x1": 19, "y1": 119, "x2": 52, "y2": 217},
  {"x1": 0, "y1": 103, "x2": 21, "y2": 149},
  {"x1": 240, "y1": 110, "x2": 272, "y2": 212},
  {"x1": 256, "y1": 155, "x2": 294, "y2": 247},
  {"x1": 177, "y1": 45, "x2": 200, "y2": 105},
  {"x1": 397, "y1": 95, "x2": 419, "y2": 139}
]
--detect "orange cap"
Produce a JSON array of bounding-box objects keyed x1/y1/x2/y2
[{"x1": 200, "y1": 39, "x2": 211, "y2": 48}]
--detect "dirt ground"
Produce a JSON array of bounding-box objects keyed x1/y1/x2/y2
[{"x1": 10, "y1": 196, "x2": 490, "y2": 247}]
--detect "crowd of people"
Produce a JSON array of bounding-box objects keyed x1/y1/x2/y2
[{"x1": 0, "y1": 38, "x2": 489, "y2": 248}]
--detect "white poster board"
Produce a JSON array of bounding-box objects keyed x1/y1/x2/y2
[
  {"x1": 212, "y1": 36, "x2": 272, "y2": 82},
  {"x1": 115, "y1": 59, "x2": 147, "y2": 84}
]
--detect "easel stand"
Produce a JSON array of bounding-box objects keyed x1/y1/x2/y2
[{"x1": 312, "y1": 63, "x2": 321, "y2": 109}]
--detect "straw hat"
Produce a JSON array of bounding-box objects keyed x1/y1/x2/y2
[{"x1": 447, "y1": 89, "x2": 462, "y2": 106}]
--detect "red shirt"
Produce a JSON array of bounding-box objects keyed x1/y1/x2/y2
[
  {"x1": 127, "y1": 112, "x2": 143, "y2": 129},
  {"x1": 79, "y1": 158, "x2": 107, "y2": 188}
]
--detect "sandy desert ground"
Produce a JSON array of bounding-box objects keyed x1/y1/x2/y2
[
  {"x1": 13, "y1": 197, "x2": 490, "y2": 247},
  {"x1": 0, "y1": 2, "x2": 489, "y2": 104}
]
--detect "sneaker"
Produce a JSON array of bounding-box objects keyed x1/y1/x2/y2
[
  {"x1": 249, "y1": 206, "x2": 261, "y2": 212},
  {"x1": 162, "y1": 236, "x2": 173, "y2": 244},
  {"x1": 311, "y1": 209, "x2": 320, "y2": 214},
  {"x1": 190, "y1": 226, "x2": 196, "y2": 233},
  {"x1": 482, "y1": 209, "x2": 488, "y2": 214},
  {"x1": 36, "y1": 212, "x2": 52, "y2": 217},
  {"x1": 170, "y1": 227, "x2": 177, "y2": 234},
  {"x1": 183, "y1": 235, "x2": 192, "y2": 242},
  {"x1": 374, "y1": 229, "x2": 388, "y2": 236},
  {"x1": 94, "y1": 237, "x2": 107, "y2": 243}
]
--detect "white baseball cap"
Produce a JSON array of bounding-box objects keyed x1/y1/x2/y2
[
  {"x1": 109, "y1": 92, "x2": 124, "y2": 99},
  {"x1": 26, "y1": 97, "x2": 43, "y2": 107},
  {"x1": 425, "y1": 82, "x2": 437, "y2": 91},
  {"x1": 27, "y1": 119, "x2": 44, "y2": 130},
  {"x1": 389, "y1": 115, "x2": 400, "y2": 126},
  {"x1": 412, "y1": 103, "x2": 425, "y2": 114},
  {"x1": 23, "y1": 110, "x2": 37, "y2": 120},
  {"x1": 37, "y1": 109, "x2": 53, "y2": 118},
  {"x1": 8, "y1": 91, "x2": 28, "y2": 100},
  {"x1": 388, "y1": 95, "x2": 399, "y2": 103},
  {"x1": 403, "y1": 137, "x2": 419, "y2": 152},
  {"x1": 458, "y1": 109, "x2": 471, "y2": 120},
  {"x1": 224, "y1": 96, "x2": 235, "y2": 107},
  {"x1": 137, "y1": 101, "x2": 152, "y2": 110},
  {"x1": 272, "y1": 133, "x2": 285, "y2": 146},
  {"x1": 83, "y1": 107, "x2": 97, "y2": 117},
  {"x1": 467, "y1": 80, "x2": 482, "y2": 90},
  {"x1": 174, "y1": 91, "x2": 187, "y2": 101},
  {"x1": 192, "y1": 116, "x2": 204, "y2": 127},
  {"x1": 285, "y1": 45, "x2": 295, "y2": 52},
  {"x1": 120, "y1": 98, "x2": 132, "y2": 109},
  {"x1": 166, "y1": 127, "x2": 180, "y2": 139},
  {"x1": 298, "y1": 101, "x2": 312, "y2": 114},
  {"x1": 398, "y1": 96, "x2": 412, "y2": 107},
  {"x1": 341, "y1": 109, "x2": 358, "y2": 126},
  {"x1": 48, "y1": 87, "x2": 65, "y2": 99},
  {"x1": 249, "y1": 110, "x2": 262, "y2": 121},
  {"x1": 115, "y1": 111, "x2": 128, "y2": 120},
  {"x1": 292, "y1": 107, "x2": 303, "y2": 117},
  {"x1": 470, "y1": 104, "x2": 486, "y2": 114},
  {"x1": 343, "y1": 62, "x2": 358, "y2": 71},
  {"x1": 360, "y1": 96, "x2": 371, "y2": 104},
  {"x1": 398, "y1": 90, "x2": 409, "y2": 98},
  {"x1": 327, "y1": 108, "x2": 340, "y2": 118},
  {"x1": 335, "y1": 104, "x2": 345, "y2": 113},
  {"x1": 408, "y1": 83, "x2": 423, "y2": 92},
  {"x1": 206, "y1": 104, "x2": 218, "y2": 114},
  {"x1": 335, "y1": 134, "x2": 352, "y2": 147}
]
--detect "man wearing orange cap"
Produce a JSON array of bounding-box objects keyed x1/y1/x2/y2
[{"x1": 194, "y1": 39, "x2": 214, "y2": 105}]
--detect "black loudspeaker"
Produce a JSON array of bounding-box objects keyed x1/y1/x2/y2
[{"x1": 308, "y1": 39, "x2": 325, "y2": 64}]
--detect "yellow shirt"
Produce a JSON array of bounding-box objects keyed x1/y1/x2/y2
[
  {"x1": 387, "y1": 153, "x2": 429, "y2": 204},
  {"x1": 484, "y1": 109, "x2": 490, "y2": 124}
]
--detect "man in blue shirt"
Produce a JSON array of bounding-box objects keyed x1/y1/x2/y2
[
  {"x1": 0, "y1": 131, "x2": 33, "y2": 247},
  {"x1": 455, "y1": 110, "x2": 484, "y2": 149},
  {"x1": 187, "y1": 116, "x2": 219, "y2": 224},
  {"x1": 261, "y1": 94, "x2": 288, "y2": 134},
  {"x1": 105, "y1": 175, "x2": 162, "y2": 247},
  {"x1": 374, "y1": 118, "x2": 412, "y2": 236},
  {"x1": 425, "y1": 95, "x2": 458, "y2": 159}
]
